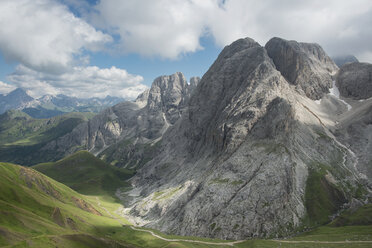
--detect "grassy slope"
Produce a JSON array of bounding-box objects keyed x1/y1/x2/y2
[
  {"x1": 0, "y1": 110, "x2": 95, "y2": 165},
  {"x1": 0, "y1": 162, "x2": 134, "y2": 247},
  {"x1": 304, "y1": 163, "x2": 347, "y2": 226},
  {"x1": 33, "y1": 151, "x2": 134, "y2": 196}
]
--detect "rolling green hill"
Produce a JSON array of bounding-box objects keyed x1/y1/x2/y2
[
  {"x1": 33, "y1": 151, "x2": 134, "y2": 196},
  {"x1": 0, "y1": 162, "x2": 134, "y2": 247},
  {"x1": 0, "y1": 110, "x2": 94, "y2": 165}
]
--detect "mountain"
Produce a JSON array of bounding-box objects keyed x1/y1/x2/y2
[
  {"x1": 117, "y1": 37, "x2": 370, "y2": 239},
  {"x1": 336, "y1": 62, "x2": 372, "y2": 100},
  {"x1": 0, "y1": 88, "x2": 34, "y2": 114},
  {"x1": 332, "y1": 55, "x2": 359, "y2": 67},
  {"x1": 333, "y1": 61, "x2": 372, "y2": 181},
  {"x1": 27, "y1": 94, "x2": 125, "y2": 114},
  {"x1": 33, "y1": 151, "x2": 134, "y2": 196},
  {"x1": 0, "y1": 88, "x2": 125, "y2": 118},
  {"x1": 265, "y1": 37, "x2": 338, "y2": 100},
  {"x1": 41, "y1": 72, "x2": 200, "y2": 168},
  {"x1": 0, "y1": 110, "x2": 94, "y2": 165}
]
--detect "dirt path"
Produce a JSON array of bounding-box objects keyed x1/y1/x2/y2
[
  {"x1": 95, "y1": 197, "x2": 243, "y2": 246},
  {"x1": 128, "y1": 225, "x2": 246, "y2": 246},
  {"x1": 273, "y1": 240, "x2": 372, "y2": 244},
  {"x1": 95, "y1": 197, "x2": 372, "y2": 247}
]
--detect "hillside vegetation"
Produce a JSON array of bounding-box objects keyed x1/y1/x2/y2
[
  {"x1": 0, "y1": 110, "x2": 94, "y2": 165},
  {"x1": 0, "y1": 162, "x2": 133, "y2": 247},
  {"x1": 33, "y1": 151, "x2": 134, "y2": 196}
]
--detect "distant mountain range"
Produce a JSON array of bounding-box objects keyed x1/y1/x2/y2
[
  {"x1": 0, "y1": 88, "x2": 125, "y2": 118},
  {"x1": 331, "y1": 54, "x2": 359, "y2": 67}
]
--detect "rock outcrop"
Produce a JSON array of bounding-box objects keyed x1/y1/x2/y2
[
  {"x1": 122, "y1": 38, "x2": 364, "y2": 240},
  {"x1": 265, "y1": 37, "x2": 338, "y2": 100},
  {"x1": 336, "y1": 62, "x2": 372, "y2": 100},
  {"x1": 41, "y1": 73, "x2": 199, "y2": 168}
]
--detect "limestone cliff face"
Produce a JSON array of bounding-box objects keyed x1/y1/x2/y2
[
  {"x1": 124, "y1": 38, "x2": 363, "y2": 239},
  {"x1": 265, "y1": 37, "x2": 338, "y2": 100},
  {"x1": 41, "y1": 73, "x2": 199, "y2": 168},
  {"x1": 331, "y1": 62, "x2": 372, "y2": 182},
  {"x1": 336, "y1": 62, "x2": 372, "y2": 100}
]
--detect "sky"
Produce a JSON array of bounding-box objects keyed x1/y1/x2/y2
[{"x1": 0, "y1": 0, "x2": 371, "y2": 99}]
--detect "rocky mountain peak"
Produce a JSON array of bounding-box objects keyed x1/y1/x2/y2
[
  {"x1": 6, "y1": 88, "x2": 34, "y2": 102},
  {"x1": 185, "y1": 37, "x2": 287, "y2": 154},
  {"x1": 0, "y1": 88, "x2": 34, "y2": 114},
  {"x1": 265, "y1": 37, "x2": 338, "y2": 100},
  {"x1": 218, "y1": 37, "x2": 260, "y2": 60},
  {"x1": 332, "y1": 54, "x2": 359, "y2": 67},
  {"x1": 336, "y1": 62, "x2": 372, "y2": 99},
  {"x1": 146, "y1": 72, "x2": 197, "y2": 125},
  {"x1": 125, "y1": 37, "x2": 364, "y2": 240},
  {"x1": 147, "y1": 72, "x2": 188, "y2": 111},
  {"x1": 40, "y1": 71, "x2": 199, "y2": 167}
]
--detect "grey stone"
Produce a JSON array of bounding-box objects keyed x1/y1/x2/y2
[
  {"x1": 41, "y1": 72, "x2": 199, "y2": 168},
  {"x1": 265, "y1": 37, "x2": 338, "y2": 100},
  {"x1": 125, "y1": 37, "x2": 362, "y2": 240},
  {"x1": 336, "y1": 62, "x2": 372, "y2": 100}
]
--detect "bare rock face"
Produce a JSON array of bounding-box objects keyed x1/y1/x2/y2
[
  {"x1": 334, "y1": 99, "x2": 372, "y2": 181},
  {"x1": 265, "y1": 37, "x2": 338, "y2": 100},
  {"x1": 336, "y1": 62, "x2": 372, "y2": 100},
  {"x1": 125, "y1": 37, "x2": 362, "y2": 240},
  {"x1": 41, "y1": 73, "x2": 199, "y2": 168}
]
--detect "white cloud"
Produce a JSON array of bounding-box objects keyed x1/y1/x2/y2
[
  {"x1": 207, "y1": 0, "x2": 372, "y2": 61},
  {"x1": 0, "y1": 0, "x2": 112, "y2": 74},
  {"x1": 93, "y1": 0, "x2": 219, "y2": 59},
  {"x1": 8, "y1": 64, "x2": 147, "y2": 99},
  {"x1": 0, "y1": 81, "x2": 17, "y2": 95},
  {"x1": 93, "y1": 0, "x2": 372, "y2": 62}
]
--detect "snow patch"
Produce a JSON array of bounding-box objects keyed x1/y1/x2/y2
[
  {"x1": 328, "y1": 81, "x2": 352, "y2": 110},
  {"x1": 329, "y1": 81, "x2": 341, "y2": 98}
]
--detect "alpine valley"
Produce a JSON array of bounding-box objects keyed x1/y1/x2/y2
[{"x1": 1, "y1": 37, "x2": 372, "y2": 248}]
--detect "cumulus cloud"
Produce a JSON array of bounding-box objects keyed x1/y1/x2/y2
[
  {"x1": 0, "y1": 81, "x2": 17, "y2": 95},
  {"x1": 8, "y1": 64, "x2": 147, "y2": 99},
  {"x1": 93, "y1": 0, "x2": 372, "y2": 61},
  {"x1": 0, "y1": 0, "x2": 112, "y2": 74},
  {"x1": 208, "y1": 0, "x2": 372, "y2": 61},
  {"x1": 93, "y1": 0, "x2": 219, "y2": 59}
]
